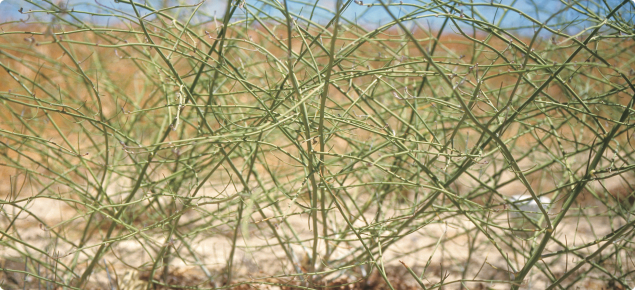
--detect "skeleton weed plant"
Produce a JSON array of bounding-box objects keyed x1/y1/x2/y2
[{"x1": 1, "y1": 0, "x2": 635, "y2": 289}]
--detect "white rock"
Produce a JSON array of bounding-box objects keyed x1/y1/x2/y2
[{"x1": 508, "y1": 194, "x2": 551, "y2": 222}]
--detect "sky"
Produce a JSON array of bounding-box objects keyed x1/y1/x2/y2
[{"x1": 0, "y1": 0, "x2": 632, "y2": 38}]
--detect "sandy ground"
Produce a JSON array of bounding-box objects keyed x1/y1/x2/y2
[{"x1": 1, "y1": 182, "x2": 634, "y2": 290}]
